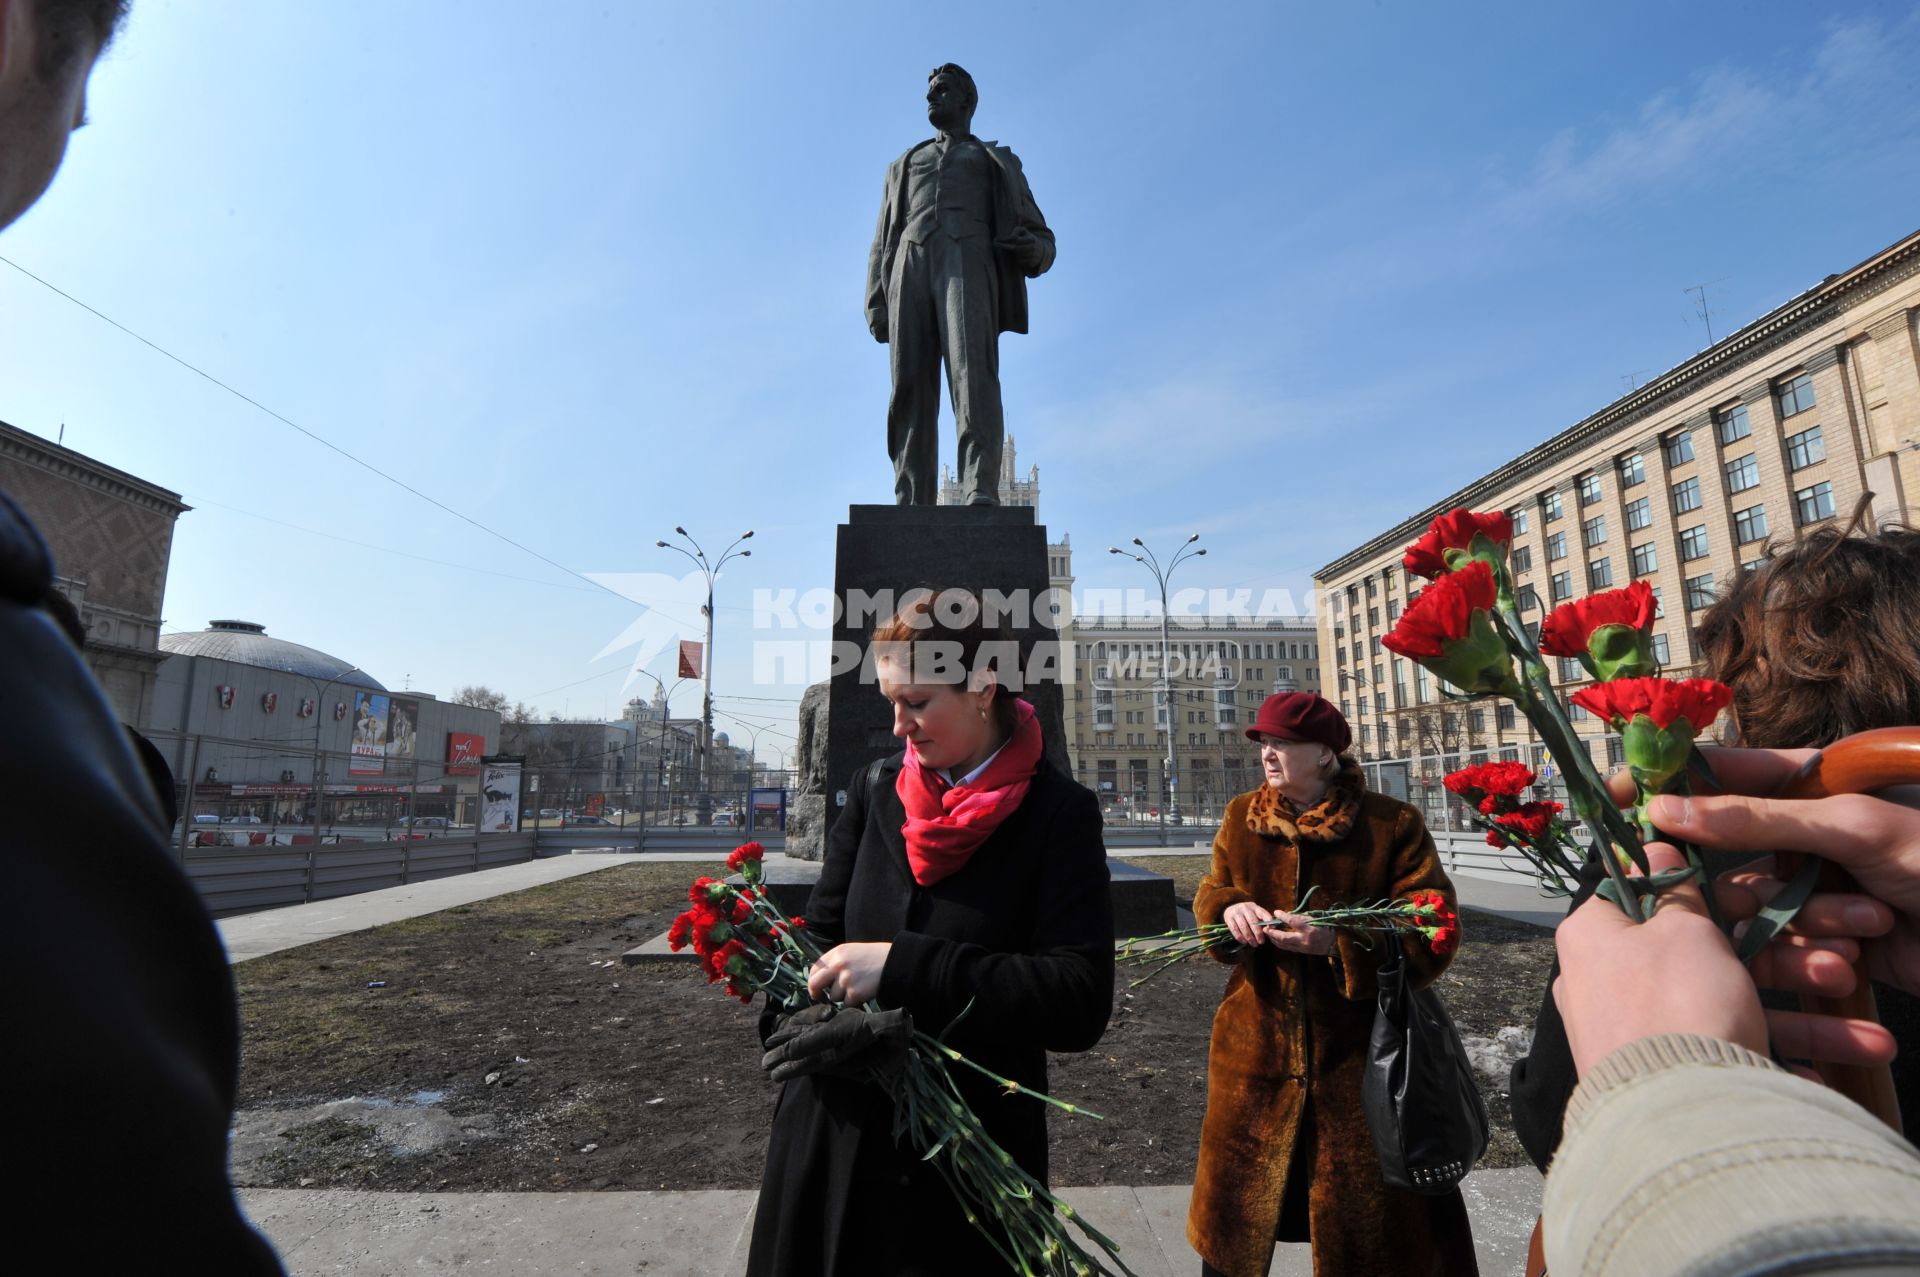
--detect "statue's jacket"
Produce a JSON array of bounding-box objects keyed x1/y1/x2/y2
[{"x1": 865, "y1": 136, "x2": 1056, "y2": 339}]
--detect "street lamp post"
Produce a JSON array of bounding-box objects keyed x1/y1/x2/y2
[
  {"x1": 1109, "y1": 533, "x2": 1205, "y2": 847},
  {"x1": 657, "y1": 526, "x2": 753, "y2": 825}
]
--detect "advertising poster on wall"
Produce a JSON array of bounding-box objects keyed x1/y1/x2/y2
[
  {"x1": 446, "y1": 732, "x2": 485, "y2": 775},
  {"x1": 350, "y1": 691, "x2": 390, "y2": 775},
  {"x1": 480, "y1": 760, "x2": 523, "y2": 833},
  {"x1": 387, "y1": 697, "x2": 420, "y2": 763}
]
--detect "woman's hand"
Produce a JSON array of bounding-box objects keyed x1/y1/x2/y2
[
  {"x1": 807, "y1": 942, "x2": 892, "y2": 1005},
  {"x1": 1222, "y1": 901, "x2": 1277, "y2": 947},
  {"x1": 1266, "y1": 912, "x2": 1335, "y2": 955},
  {"x1": 1221, "y1": 903, "x2": 1333, "y2": 953}
]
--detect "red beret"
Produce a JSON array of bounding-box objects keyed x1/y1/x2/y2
[{"x1": 1245, "y1": 692, "x2": 1351, "y2": 755}]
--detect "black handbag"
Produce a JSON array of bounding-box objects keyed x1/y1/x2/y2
[{"x1": 1360, "y1": 946, "x2": 1489, "y2": 1195}]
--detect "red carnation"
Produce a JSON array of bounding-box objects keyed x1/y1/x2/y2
[
  {"x1": 727, "y1": 841, "x2": 767, "y2": 871},
  {"x1": 1426, "y1": 924, "x2": 1459, "y2": 957},
  {"x1": 730, "y1": 897, "x2": 753, "y2": 924},
  {"x1": 1383, "y1": 560, "x2": 1498, "y2": 660},
  {"x1": 1382, "y1": 562, "x2": 1518, "y2": 695},
  {"x1": 666, "y1": 910, "x2": 694, "y2": 953},
  {"x1": 1570, "y1": 677, "x2": 1731, "y2": 732},
  {"x1": 1443, "y1": 761, "x2": 1535, "y2": 801},
  {"x1": 689, "y1": 876, "x2": 728, "y2": 905},
  {"x1": 1541, "y1": 581, "x2": 1660, "y2": 680},
  {"x1": 1492, "y1": 800, "x2": 1563, "y2": 844},
  {"x1": 1404, "y1": 509, "x2": 1514, "y2": 581},
  {"x1": 1572, "y1": 676, "x2": 1732, "y2": 791}
]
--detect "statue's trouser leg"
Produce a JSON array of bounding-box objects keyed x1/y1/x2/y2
[
  {"x1": 936, "y1": 236, "x2": 1004, "y2": 505},
  {"x1": 886, "y1": 242, "x2": 941, "y2": 504}
]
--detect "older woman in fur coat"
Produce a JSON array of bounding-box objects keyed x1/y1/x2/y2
[{"x1": 1188, "y1": 693, "x2": 1478, "y2": 1277}]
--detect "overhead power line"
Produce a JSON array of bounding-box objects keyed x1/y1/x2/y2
[{"x1": 0, "y1": 253, "x2": 640, "y2": 607}]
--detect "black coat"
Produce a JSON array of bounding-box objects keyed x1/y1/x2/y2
[
  {"x1": 0, "y1": 489, "x2": 283, "y2": 1271},
  {"x1": 746, "y1": 754, "x2": 1114, "y2": 1277}
]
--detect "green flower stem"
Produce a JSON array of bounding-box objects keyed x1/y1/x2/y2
[
  {"x1": 917, "y1": 1032, "x2": 1106, "y2": 1120},
  {"x1": 1494, "y1": 605, "x2": 1650, "y2": 921}
]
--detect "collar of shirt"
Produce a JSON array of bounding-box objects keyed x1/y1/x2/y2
[{"x1": 937, "y1": 739, "x2": 1007, "y2": 788}]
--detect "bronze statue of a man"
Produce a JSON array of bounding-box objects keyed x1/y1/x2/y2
[{"x1": 866, "y1": 64, "x2": 1056, "y2": 506}]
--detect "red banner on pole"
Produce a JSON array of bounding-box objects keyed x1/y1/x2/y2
[{"x1": 678, "y1": 640, "x2": 703, "y2": 679}]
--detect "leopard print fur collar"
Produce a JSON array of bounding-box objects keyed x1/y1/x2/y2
[{"x1": 1244, "y1": 759, "x2": 1365, "y2": 844}]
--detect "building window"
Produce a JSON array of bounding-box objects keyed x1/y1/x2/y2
[
  {"x1": 1665, "y1": 430, "x2": 1695, "y2": 467},
  {"x1": 1786, "y1": 424, "x2": 1826, "y2": 470},
  {"x1": 1724, "y1": 453, "x2": 1760, "y2": 494},
  {"x1": 1387, "y1": 599, "x2": 1401, "y2": 620},
  {"x1": 1468, "y1": 708, "x2": 1485, "y2": 734},
  {"x1": 1550, "y1": 570, "x2": 1573, "y2": 602},
  {"x1": 1517, "y1": 583, "x2": 1541, "y2": 612},
  {"x1": 1618, "y1": 453, "x2": 1645, "y2": 487},
  {"x1": 1366, "y1": 577, "x2": 1378, "y2": 598},
  {"x1": 1559, "y1": 656, "x2": 1585, "y2": 682},
  {"x1": 1583, "y1": 515, "x2": 1607, "y2": 547},
  {"x1": 1511, "y1": 544, "x2": 1533, "y2": 573},
  {"x1": 1512, "y1": 508, "x2": 1530, "y2": 534},
  {"x1": 1589, "y1": 557, "x2": 1613, "y2": 589},
  {"x1": 1685, "y1": 573, "x2": 1717, "y2": 611},
  {"x1": 1734, "y1": 504, "x2": 1769, "y2": 544},
  {"x1": 1625, "y1": 496, "x2": 1652, "y2": 531},
  {"x1": 1367, "y1": 607, "x2": 1379, "y2": 627},
  {"x1": 1651, "y1": 632, "x2": 1671, "y2": 665},
  {"x1": 1680, "y1": 525, "x2": 1710, "y2": 561},
  {"x1": 1497, "y1": 703, "x2": 1516, "y2": 730},
  {"x1": 1500, "y1": 745, "x2": 1521, "y2": 762},
  {"x1": 1579, "y1": 473, "x2": 1603, "y2": 505},
  {"x1": 1777, "y1": 372, "x2": 1816, "y2": 419},
  {"x1": 1542, "y1": 491, "x2": 1563, "y2": 521},
  {"x1": 1606, "y1": 736, "x2": 1627, "y2": 767},
  {"x1": 1672, "y1": 476, "x2": 1702, "y2": 514},
  {"x1": 1570, "y1": 701, "x2": 1590, "y2": 722},
  {"x1": 1795, "y1": 481, "x2": 1836, "y2": 526},
  {"x1": 1547, "y1": 531, "x2": 1568, "y2": 560},
  {"x1": 1716, "y1": 404, "x2": 1752, "y2": 445},
  {"x1": 1630, "y1": 542, "x2": 1658, "y2": 576},
  {"x1": 1371, "y1": 692, "x2": 1384, "y2": 714}
]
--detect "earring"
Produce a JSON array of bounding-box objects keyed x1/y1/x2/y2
[{"x1": 979, "y1": 707, "x2": 988, "y2": 722}]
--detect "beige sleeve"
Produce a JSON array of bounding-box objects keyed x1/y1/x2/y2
[{"x1": 1543, "y1": 1033, "x2": 1920, "y2": 1277}]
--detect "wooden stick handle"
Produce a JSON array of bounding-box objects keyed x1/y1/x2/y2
[{"x1": 1770, "y1": 726, "x2": 1920, "y2": 1133}]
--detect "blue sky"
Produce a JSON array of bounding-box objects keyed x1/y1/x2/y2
[{"x1": 3, "y1": 0, "x2": 1917, "y2": 757}]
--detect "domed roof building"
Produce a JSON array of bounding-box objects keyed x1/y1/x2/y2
[{"x1": 160, "y1": 620, "x2": 385, "y2": 690}]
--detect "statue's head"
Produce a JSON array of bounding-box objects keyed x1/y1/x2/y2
[{"x1": 926, "y1": 63, "x2": 976, "y2": 132}]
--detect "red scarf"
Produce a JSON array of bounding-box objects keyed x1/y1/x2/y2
[{"x1": 895, "y1": 697, "x2": 1043, "y2": 886}]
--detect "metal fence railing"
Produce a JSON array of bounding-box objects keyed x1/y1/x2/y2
[{"x1": 186, "y1": 831, "x2": 539, "y2": 918}]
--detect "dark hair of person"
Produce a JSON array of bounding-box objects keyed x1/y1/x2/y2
[
  {"x1": 928, "y1": 62, "x2": 978, "y2": 112},
  {"x1": 871, "y1": 587, "x2": 1025, "y2": 740},
  {"x1": 1695, "y1": 497, "x2": 1920, "y2": 748},
  {"x1": 32, "y1": 0, "x2": 128, "y2": 77}
]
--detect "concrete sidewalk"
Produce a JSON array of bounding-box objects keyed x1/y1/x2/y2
[
  {"x1": 241, "y1": 1168, "x2": 1543, "y2": 1275},
  {"x1": 217, "y1": 846, "x2": 1558, "y2": 967}
]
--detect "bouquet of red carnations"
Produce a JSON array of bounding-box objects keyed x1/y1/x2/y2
[
  {"x1": 1117, "y1": 887, "x2": 1459, "y2": 986},
  {"x1": 670, "y1": 842, "x2": 1143, "y2": 1277},
  {"x1": 1385, "y1": 509, "x2": 1812, "y2": 946},
  {"x1": 1441, "y1": 761, "x2": 1583, "y2": 896}
]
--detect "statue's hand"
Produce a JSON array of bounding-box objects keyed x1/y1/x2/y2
[
  {"x1": 868, "y1": 316, "x2": 889, "y2": 344},
  {"x1": 995, "y1": 229, "x2": 1044, "y2": 272}
]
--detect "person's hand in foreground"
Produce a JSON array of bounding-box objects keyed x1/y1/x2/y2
[
  {"x1": 1647, "y1": 746, "x2": 1920, "y2": 998},
  {"x1": 1554, "y1": 842, "x2": 1895, "y2": 1078}
]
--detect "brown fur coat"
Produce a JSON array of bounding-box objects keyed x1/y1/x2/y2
[{"x1": 1187, "y1": 762, "x2": 1479, "y2": 1277}]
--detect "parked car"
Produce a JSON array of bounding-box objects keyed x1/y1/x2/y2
[
  {"x1": 712, "y1": 811, "x2": 741, "y2": 828},
  {"x1": 396, "y1": 816, "x2": 449, "y2": 830},
  {"x1": 569, "y1": 815, "x2": 613, "y2": 827},
  {"x1": 539, "y1": 808, "x2": 561, "y2": 820}
]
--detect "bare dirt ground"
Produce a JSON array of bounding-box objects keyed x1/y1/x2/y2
[{"x1": 231, "y1": 858, "x2": 1554, "y2": 1191}]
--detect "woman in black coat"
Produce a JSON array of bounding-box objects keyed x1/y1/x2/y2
[{"x1": 746, "y1": 593, "x2": 1115, "y2": 1277}]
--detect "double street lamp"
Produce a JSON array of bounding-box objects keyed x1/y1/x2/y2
[
  {"x1": 655, "y1": 526, "x2": 752, "y2": 821},
  {"x1": 1109, "y1": 533, "x2": 1205, "y2": 844}
]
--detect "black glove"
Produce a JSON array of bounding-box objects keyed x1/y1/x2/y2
[{"x1": 761, "y1": 1003, "x2": 913, "y2": 1084}]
